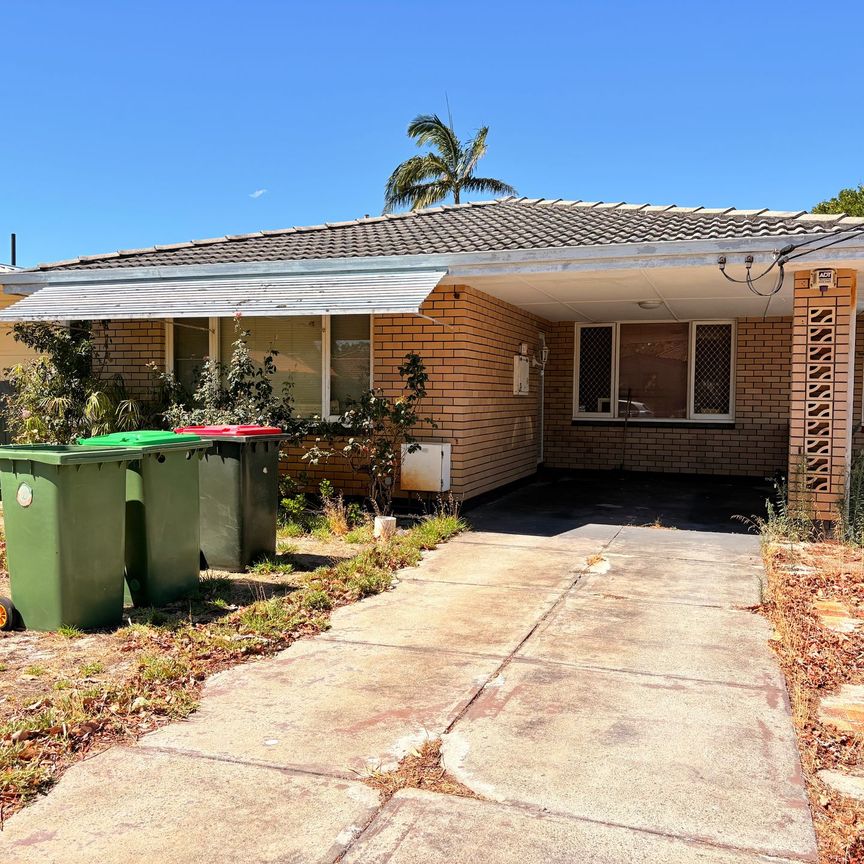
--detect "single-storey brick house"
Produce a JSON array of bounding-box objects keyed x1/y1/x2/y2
[{"x1": 2, "y1": 198, "x2": 864, "y2": 518}]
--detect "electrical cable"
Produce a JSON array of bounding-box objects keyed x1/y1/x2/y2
[{"x1": 717, "y1": 220, "x2": 864, "y2": 297}]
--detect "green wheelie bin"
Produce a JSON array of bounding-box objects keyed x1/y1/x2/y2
[
  {"x1": 0, "y1": 444, "x2": 139, "y2": 631},
  {"x1": 78, "y1": 431, "x2": 210, "y2": 607},
  {"x1": 174, "y1": 425, "x2": 287, "y2": 571}
]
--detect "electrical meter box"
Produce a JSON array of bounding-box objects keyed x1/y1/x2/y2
[
  {"x1": 513, "y1": 355, "x2": 530, "y2": 395},
  {"x1": 400, "y1": 442, "x2": 452, "y2": 492}
]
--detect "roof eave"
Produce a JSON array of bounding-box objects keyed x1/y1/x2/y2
[{"x1": 4, "y1": 233, "x2": 863, "y2": 295}]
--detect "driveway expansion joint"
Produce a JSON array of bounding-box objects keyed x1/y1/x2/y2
[{"x1": 442, "y1": 526, "x2": 625, "y2": 737}]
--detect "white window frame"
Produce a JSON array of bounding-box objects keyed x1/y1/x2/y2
[
  {"x1": 573, "y1": 320, "x2": 735, "y2": 423},
  {"x1": 572, "y1": 323, "x2": 617, "y2": 417},
  {"x1": 164, "y1": 316, "x2": 220, "y2": 371},
  {"x1": 167, "y1": 315, "x2": 374, "y2": 418},
  {"x1": 688, "y1": 320, "x2": 736, "y2": 421},
  {"x1": 322, "y1": 314, "x2": 375, "y2": 420}
]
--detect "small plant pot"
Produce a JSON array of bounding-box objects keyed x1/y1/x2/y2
[{"x1": 373, "y1": 515, "x2": 397, "y2": 541}]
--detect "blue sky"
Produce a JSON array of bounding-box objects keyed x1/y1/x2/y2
[{"x1": 1, "y1": 0, "x2": 862, "y2": 267}]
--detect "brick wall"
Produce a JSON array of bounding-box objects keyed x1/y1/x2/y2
[
  {"x1": 96, "y1": 288, "x2": 546, "y2": 500},
  {"x1": 543, "y1": 317, "x2": 792, "y2": 477},
  {"x1": 93, "y1": 320, "x2": 165, "y2": 398},
  {"x1": 788, "y1": 270, "x2": 857, "y2": 520},
  {"x1": 373, "y1": 283, "x2": 547, "y2": 499}
]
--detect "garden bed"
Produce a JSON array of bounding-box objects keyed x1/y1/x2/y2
[
  {"x1": 761, "y1": 540, "x2": 864, "y2": 864},
  {"x1": 0, "y1": 513, "x2": 465, "y2": 822}
]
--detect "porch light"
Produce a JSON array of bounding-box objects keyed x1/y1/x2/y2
[{"x1": 637, "y1": 300, "x2": 662, "y2": 310}]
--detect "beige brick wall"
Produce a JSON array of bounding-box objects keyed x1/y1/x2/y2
[
  {"x1": 373, "y1": 284, "x2": 547, "y2": 499},
  {"x1": 788, "y1": 270, "x2": 857, "y2": 520},
  {"x1": 93, "y1": 320, "x2": 166, "y2": 398},
  {"x1": 543, "y1": 317, "x2": 792, "y2": 477},
  {"x1": 96, "y1": 288, "x2": 546, "y2": 500}
]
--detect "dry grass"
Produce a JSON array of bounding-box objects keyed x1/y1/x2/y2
[
  {"x1": 760, "y1": 541, "x2": 864, "y2": 863},
  {"x1": 364, "y1": 739, "x2": 480, "y2": 802},
  {"x1": 0, "y1": 514, "x2": 466, "y2": 818}
]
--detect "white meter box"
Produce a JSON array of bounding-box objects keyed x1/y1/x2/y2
[
  {"x1": 400, "y1": 442, "x2": 452, "y2": 492},
  {"x1": 513, "y1": 355, "x2": 530, "y2": 395}
]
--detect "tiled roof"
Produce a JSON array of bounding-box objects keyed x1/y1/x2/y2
[{"x1": 33, "y1": 198, "x2": 864, "y2": 271}]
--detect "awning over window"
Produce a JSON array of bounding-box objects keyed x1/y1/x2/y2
[{"x1": 0, "y1": 269, "x2": 447, "y2": 321}]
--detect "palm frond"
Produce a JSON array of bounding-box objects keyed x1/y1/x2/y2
[
  {"x1": 406, "y1": 114, "x2": 460, "y2": 168},
  {"x1": 384, "y1": 155, "x2": 443, "y2": 213},
  {"x1": 389, "y1": 181, "x2": 453, "y2": 212},
  {"x1": 460, "y1": 176, "x2": 518, "y2": 198},
  {"x1": 460, "y1": 127, "x2": 488, "y2": 178}
]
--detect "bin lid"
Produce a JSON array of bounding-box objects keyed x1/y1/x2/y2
[
  {"x1": 174, "y1": 424, "x2": 284, "y2": 437},
  {"x1": 78, "y1": 430, "x2": 205, "y2": 450},
  {"x1": 0, "y1": 444, "x2": 141, "y2": 465}
]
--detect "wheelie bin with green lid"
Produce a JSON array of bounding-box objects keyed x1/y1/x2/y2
[
  {"x1": 78, "y1": 431, "x2": 211, "y2": 607},
  {"x1": 174, "y1": 425, "x2": 287, "y2": 571},
  {"x1": 0, "y1": 444, "x2": 139, "y2": 631}
]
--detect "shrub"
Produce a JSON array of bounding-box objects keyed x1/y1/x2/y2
[
  {"x1": 304, "y1": 353, "x2": 435, "y2": 515},
  {"x1": 3, "y1": 323, "x2": 163, "y2": 443},
  {"x1": 155, "y1": 318, "x2": 300, "y2": 430}
]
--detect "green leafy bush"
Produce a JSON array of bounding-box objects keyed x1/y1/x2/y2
[
  {"x1": 304, "y1": 353, "x2": 435, "y2": 514},
  {"x1": 155, "y1": 318, "x2": 299, "y2": 430},
  {"x1": 3, "y1": 323, "x2": 162, "y2": 443}
]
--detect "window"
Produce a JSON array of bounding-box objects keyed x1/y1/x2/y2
[
  {"x1": 206, "y1": 314, "x2": 372, "y2": 418},
  {"x1": 573, "y1": 321, "x2": 734, "y2": 421},
  {"x1": 169, "y1": 317, "x2": 212, "y2": 393},
  {"x1": 329, "y1": 314, "x2": 372, "y2": 415},
  {"x1": 221, "y1": 316, "x2": 324, "y2": 416}
]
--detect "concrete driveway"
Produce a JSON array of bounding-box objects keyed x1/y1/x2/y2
[{"x1": 4, "y1": 477, "x2": 815, "y2": 863}]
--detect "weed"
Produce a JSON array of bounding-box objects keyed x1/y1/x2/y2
[
  {"x1": 278, "y1": 520, "x2": 305, "y2": 538},
  {"x1": 279, "y1": 492, "x2": 308, "y2": 525},
  {"x1": 838, "y1": 450, "x2": 864, "y2": 545},
  {"x1": 197, "y1": 573, "x2": 232, "y2": 602},
  {"x1": 0, "y1": 663, "x2": 8, "y2": 672},
  {"x1": 345, "y1": 523, "x2": 374, "y2": 544},
  {"x1": 409, "y1": 515, "x2": 466, "y2": 550},
  {"x1": 298, "y1": 588, "x2": 333, "y2": 612},
  {"x1": 238, "y1": 596, "x2": 303, "y2": 637},
  {"x1": 23, "y1": 665, "x2": 47, "y2": 677},
  {"x1": 56, "y1": 625, "x2": 84, "y2": 639},
  {"x1": 365, "y1": 739, "x2": 479, "y2": 802},
  {"x1": 322, "y1": 491, "x2": 350, "y2": 536},
  {"x1": 432, "y1": 491, "x2": 463, "y2": 519},
  {"x1": 737, "y1": 466, "x2": 824, "y2": 545},
  {"x1": 248, "y1": 556, "x2": 294, "y2": 577},
  {"x1": 137, "y1": 653, "x2": 189, "y2": 683},
  {"x1": 79, "y1": 661, "x2": 104, "y2": 677}
]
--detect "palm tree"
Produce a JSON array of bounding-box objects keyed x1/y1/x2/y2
[{"x1": 383, "y1": 114, "x2": 516, "y2": 213}]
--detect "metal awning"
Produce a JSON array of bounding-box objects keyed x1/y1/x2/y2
[{"x1": 0, "y1": 269, "x2": 447, "y2": 321}]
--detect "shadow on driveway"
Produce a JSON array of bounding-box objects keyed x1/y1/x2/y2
[{"x1": 467, "y1": 470, "x2": 773, "y2": 537}]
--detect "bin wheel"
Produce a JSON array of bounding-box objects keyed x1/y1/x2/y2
[{"x1": 0, "y1": 596, "x2": 16, "y2": 631}]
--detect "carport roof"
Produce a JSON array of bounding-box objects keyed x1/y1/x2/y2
[{"x1": 27, "y1": 197, "x2": 864, "y2": 272}]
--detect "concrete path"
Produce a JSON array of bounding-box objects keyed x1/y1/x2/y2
[{"x1": 3, "y1": 500, "x2": 816, "y2": 862}]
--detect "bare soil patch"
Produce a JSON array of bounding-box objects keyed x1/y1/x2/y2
[{"x1": 364, "y1": 739, "x2": 480, "y2": 802}]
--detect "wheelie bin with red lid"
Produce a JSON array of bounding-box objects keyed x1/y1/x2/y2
[{"x1": 174, "y1": 425, "x2": 288, "y2": 571}]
